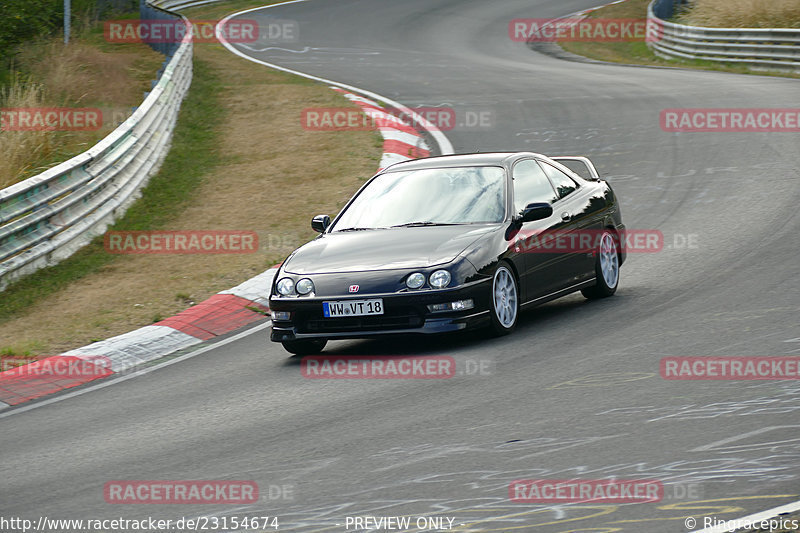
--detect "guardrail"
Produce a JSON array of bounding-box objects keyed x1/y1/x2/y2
[
  {"x1": 0, "y1": 2, "x2": 193, "y2": 291},
  {"x1": 150, "y1": 0, "x2": 226, "y2": 11},
  {"x1": 647, "y1": 0, "x2": 800, "y2": 72}
]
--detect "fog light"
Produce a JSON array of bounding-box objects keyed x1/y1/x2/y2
[
  {"x1": 271, "y1": 311, "x2": 291, "y2": 321},
  {"x1": 451, "y1": 299, "x2": 474, "y2": 311},
  {"x1": 427, "y1": 299, "x2": 474, "y2": 313}
]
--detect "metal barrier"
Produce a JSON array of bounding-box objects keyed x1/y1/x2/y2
[
  {"x1": 647, "y1": 0, "x2": 800, "y2": 72},
  {"x1": 150, "y1": 0, "x2": 227, "y2": 11},
  {"x1": 650, "y1": 0, "x2": 688, "y2": 20},
  {"x1": 0, "y1": 2, "x2": 193, "y2": 291},
  {"x1": 141, "y1": 1, "x2": 184, "y2": 57}
]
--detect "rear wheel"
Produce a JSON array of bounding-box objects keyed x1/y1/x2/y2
[
  {"x1": 489, "y1": 262, "x2": 519, "y2": 336},
  {"x1": 581, "y1": 230, "x2": 619, "y2": 299},
  {"x1": 281, "y1": 338, "x2": 327, "y2": 355}
]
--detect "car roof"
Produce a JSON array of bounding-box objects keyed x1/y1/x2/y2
[{"x1": 381, "y1": 152, "x2": 547, "y2": 172}]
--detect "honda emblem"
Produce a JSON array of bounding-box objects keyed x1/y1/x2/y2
[{"x1": 349, "y1": 285, "x2": 359, "y2": 293}]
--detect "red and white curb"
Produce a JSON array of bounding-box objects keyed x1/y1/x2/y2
[
  {"x1": 332, "y1": 88, "x2": 431, "y2": 170},
  {"x1": 0, "y1": 267, "x2": 278, "y2": 409}
]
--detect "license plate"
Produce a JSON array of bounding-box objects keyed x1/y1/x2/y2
[{"x1": 323, "y1": 299, "x2": 384, "y2": 318}]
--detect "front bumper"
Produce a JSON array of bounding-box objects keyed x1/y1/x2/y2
[{"x1": 269, "y1": 279, "x2": 491, "y2": 342}]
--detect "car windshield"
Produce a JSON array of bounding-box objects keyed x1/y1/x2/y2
[{"x1": 332, "y1": 166, "x2": 506, "y2": 230}]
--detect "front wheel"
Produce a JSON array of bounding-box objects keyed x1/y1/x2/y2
[
  {"x1": 281, "y1": 338, "x2": 327, "y2": 355},
  {"x1": 581, "y1": 229, "x2": 619, "y2": 299},
  {"x1": 489, "y1": 262, "x2": 519, "y2": 336}
]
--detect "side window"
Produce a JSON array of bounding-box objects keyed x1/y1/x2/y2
[
  {"x1": 538, "y1": 161, "x2": 578, "y2": 199},
  {"x1": 512, "y1": 160, "x2": 557, "y2": 213}
]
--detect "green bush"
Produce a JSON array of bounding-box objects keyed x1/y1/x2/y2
[{"x1": 0, "y1": 0, "x2": 137, "y2": 65}]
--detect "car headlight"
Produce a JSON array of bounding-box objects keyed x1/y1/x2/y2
[
  {"x1": 276, "y1": 277, "x2": 295, "y2": 296},
  {"x1": 429, "y1": 270, "x2": 451, "y2": 288},
  {"x1": 406, "y1": 272, "x2": 426, "y2": 289},
  {"x1": 296, "y1": 278, "x2": 315, "y2": 295}
]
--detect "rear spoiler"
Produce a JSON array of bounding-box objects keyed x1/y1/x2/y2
[{"x1": 551, "y1": 156, "x2": 600, "y2": 181}]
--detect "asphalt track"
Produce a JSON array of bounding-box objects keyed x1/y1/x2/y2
[{"x1": 2, "y1": 1, "x2": 800, "y2": 532}]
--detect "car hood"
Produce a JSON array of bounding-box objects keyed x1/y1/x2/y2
[{"x1": 283, "y1": 225, "x2": 498, "y2": 274}]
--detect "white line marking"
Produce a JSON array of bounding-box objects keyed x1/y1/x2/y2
[
  {"x1": 215, "y1": 1, "x2": 454, "y2": 156},
  {"x1": 690, "y1": 425, "x2": 800, "y2": 453},
  {"x1": 693, "y1": 498, "x2": 800, "y2": 533},
  {"x1": 238, "y1": 44, "x2": 311, "y2": 53},
  {"x1": 0, "y1": 321, "x2": 272, "y2": 418}
]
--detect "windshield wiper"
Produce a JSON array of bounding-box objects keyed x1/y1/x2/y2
[
  {"x1": 391, "y1": 221, "x2": 460, "y2": 228},
  {"x1": 335, "y1": 227, "x2": 382, "y2": 232}
]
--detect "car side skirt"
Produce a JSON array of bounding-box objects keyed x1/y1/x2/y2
[{"x1": 520, "y1": 279, "x2": 597, "y2": 309}]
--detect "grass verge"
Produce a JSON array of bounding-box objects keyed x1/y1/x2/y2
[
  {"x1": 0, "y1": 24, "x2": 165, "y2": 187},
  {"x1": 676, "y1": 0, "x2": 800, "y2": 28},
  {"x1": 0, "y1": 0, "x2": 383, "y2": 355},
  {"x1": 556, "y1": 0, "x2": 800, "y2": 79}
]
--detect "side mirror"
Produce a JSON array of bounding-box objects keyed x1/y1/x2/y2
[
  {"x1": 311, "y1": 214, "x2": 331, "y2": 233},
  {"x1": 520, "y1": 202, "x2": 553, "y2": 222}
]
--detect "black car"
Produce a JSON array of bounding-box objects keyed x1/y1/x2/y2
[{"x1": 269, "y1": 152, "x2": 626, "y2": 355}]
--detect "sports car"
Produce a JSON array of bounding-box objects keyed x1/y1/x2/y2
[{"x1": 269, "y1": 152, "x2": 626, "y2": 355}]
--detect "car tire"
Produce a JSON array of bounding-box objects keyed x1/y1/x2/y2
[
  {"x1": 489, "y1": 262, "x2": 519, "y2": 336},
  {"x1": 581, "y1": 229, "x2": 620, "y2": 299},
  {"x1": 281, "y1": 338, "x2": 327, "y2": 355}
]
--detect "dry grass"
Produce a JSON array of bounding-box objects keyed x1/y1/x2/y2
[
  {"x1": 678, "y1": 0, "x2": 800, "y2": 28},
  {"x1": 19, "y1": 39, "x2": 161, "y2": 105},
  {"x1": 0, "y1": 76, "x2": 52, "y2": 187},
  {"x1": 0, "y1": 36, "x2": 163, "y2": 188}
]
